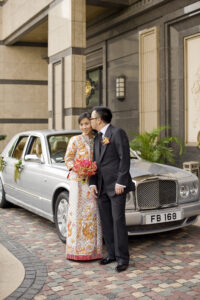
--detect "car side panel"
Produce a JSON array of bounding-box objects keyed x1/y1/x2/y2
[{"x1": 3, "y1": 157, "x2": 26, "y2": 201}]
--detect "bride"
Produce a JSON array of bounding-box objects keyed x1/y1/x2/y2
[{"x1": 65, "y1": 112, "x2": 102, "y2": 260}]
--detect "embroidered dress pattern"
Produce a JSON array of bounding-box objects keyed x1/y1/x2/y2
[{"x1": 65, "y1": 134, "x2": 102, "y2": 260}]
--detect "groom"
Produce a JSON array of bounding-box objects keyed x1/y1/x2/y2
[{"x1": 89, "y1": 106, "x2": 135, "y2": 272}]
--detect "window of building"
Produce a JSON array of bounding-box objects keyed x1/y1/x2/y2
[{"x1": 86, "y1": 67, "x2": 102, "y2": 108}]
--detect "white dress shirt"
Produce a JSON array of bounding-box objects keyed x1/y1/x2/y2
[{"x1": 100, "y1": 123, "x2": 110, "y2": 138}]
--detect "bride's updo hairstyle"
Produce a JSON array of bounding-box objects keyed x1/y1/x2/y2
[{"x1": 78, "y1": 112, "x2": 91, "y2": 124}]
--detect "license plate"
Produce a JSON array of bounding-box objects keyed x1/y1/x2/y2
[{"x1": 145, "y1": 210, "x2": 182, "y2": 224}]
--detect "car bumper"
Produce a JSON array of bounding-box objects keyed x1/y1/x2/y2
[{"x1": 125, "y1": 200, "x2": 200, "y2": 235}]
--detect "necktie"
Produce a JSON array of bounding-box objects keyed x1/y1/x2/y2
[{"x1": 98, "y1": 132, "x2": 102, "y2": 155}]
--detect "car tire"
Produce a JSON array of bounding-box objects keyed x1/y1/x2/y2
[
  {"x1": 54, "y1": 191, "x2": 69, "y2": 243},
  {"x1": 0, "y1": 178, "x2": 9, "y2": 208}
]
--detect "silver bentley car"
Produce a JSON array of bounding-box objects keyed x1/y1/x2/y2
[{"x1": 0, "y1": 130, "x2": 200, "y2": 243}]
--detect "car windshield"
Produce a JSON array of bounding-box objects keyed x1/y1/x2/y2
[
  {"x1": 130, "y1": 148, "x2": 140, "y2": 159},
  {"x1": 47, "y1": 134, "x2": 138, "y2": 163},
  {"x1": 48, "y1": 134, "x2": 75, "y2": 163}
]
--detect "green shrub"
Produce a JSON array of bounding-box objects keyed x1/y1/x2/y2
[
  {"x1": 0, "y1": 135, "x2": 6, "y2": 141},
  {"x1": 130, "y1": 126, "x2": 183, "y2": 164}
]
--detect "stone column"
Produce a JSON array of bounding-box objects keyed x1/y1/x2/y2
[
  {"x1": 48, "y1": 0, "x2": 86, "y2": 130},
  {"x1": 139, "y1": 27, "x2": 160, "y2": 133}
]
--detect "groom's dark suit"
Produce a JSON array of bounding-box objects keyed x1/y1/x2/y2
[{"x1": 89, "y1": 124, "x2": 134, "y2": 264}]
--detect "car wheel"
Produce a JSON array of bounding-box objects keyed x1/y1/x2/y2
[
  {"x1": 54, "y1": 191, "x2": 69, "y2": 243},
  {"x1": 0, "y1": 178, "x2": 9, "y2": 208}
]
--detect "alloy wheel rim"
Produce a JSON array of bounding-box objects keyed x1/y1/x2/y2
[{"x1": 57, "y1": 198, "x2": 68, "y2": 238}]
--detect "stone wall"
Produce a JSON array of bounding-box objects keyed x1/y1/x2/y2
[{"x1": 0, "y1": 45, "x2": 48, "y2": 152}]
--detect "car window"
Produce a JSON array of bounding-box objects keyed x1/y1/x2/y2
[
  {"x1": 26, "y1": 137, "x2": 42, "y2": 158},
  {"x1": 11, "y1": 136, "x2": 28, "y2": 159},
  {"x1": 48, "y1": 134, "x2": 75, "y2": 163}
]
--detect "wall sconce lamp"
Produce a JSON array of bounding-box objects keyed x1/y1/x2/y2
[{"x1": 116, "y1": 75, "x2": 126, "y2": 101}]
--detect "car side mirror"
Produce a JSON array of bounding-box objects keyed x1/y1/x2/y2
[{"x1": 24, "y1": 154, "x2": 43, "y2": 163}]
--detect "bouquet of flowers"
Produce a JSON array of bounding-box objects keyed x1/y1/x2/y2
[{"x1": 73, "y1": 159, "x2": 97, "y2": 183}]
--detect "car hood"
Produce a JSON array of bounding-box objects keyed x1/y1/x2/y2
[
  {"x1": 130, "y1": 159, "x2": 193, "y2": 181},
  {"x1": 52, "y1": 160, "x2": 194, "y2": 181}
]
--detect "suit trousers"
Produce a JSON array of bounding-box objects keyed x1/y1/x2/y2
[{"x1": 97, "y1": 191, "x2": 129, "y2": 265}]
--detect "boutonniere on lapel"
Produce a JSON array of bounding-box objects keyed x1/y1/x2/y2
[{"x1": 102, "y1": 137, "x2": 110, "y2": 145}]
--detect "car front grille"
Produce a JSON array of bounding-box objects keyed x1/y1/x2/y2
[{"x1": 136, "y1": 179, "x2": 177, "y2": 210}]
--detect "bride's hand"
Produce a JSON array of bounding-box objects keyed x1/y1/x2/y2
[{"x1": 90, "y1": 185, "x2": 98, "y2": 198}]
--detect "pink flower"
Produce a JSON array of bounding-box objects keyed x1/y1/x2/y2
[{"x1": 73, "y1": 159, "x2": 97, "y2": 181}]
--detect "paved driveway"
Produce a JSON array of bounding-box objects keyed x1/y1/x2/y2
[{"x1": 0, "y1": 207, "x2": 200, "y2": 300}]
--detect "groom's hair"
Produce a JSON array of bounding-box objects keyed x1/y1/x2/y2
[{"x1": 92, "y1": 106, "x2": 112, "y2": 124}]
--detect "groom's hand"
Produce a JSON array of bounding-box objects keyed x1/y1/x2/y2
[
  {"x1": 115, "y1": 184, "x2": 125, "y2": 195},
  {"x1": 90, "y1": 185, "x2": 98, "y2": 198}
]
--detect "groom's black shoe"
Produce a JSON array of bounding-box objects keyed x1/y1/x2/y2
[
  {"x1": 115, "y1": 263, "x2": 129, "y2": 272},
  {"x1": 99, "y1": 257, "x2": 116, "y2": 265}
]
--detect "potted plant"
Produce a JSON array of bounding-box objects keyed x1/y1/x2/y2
[
  {"x1": 130, "y1": 126, "x2": 183, "y2": 164},
  {"x1": 0, "y1": 135, "x2": 6, "y2": 141}
]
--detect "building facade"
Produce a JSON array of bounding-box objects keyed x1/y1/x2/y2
[{"x1": 0, "y1": 0, "x2": 200, "y2": 165}]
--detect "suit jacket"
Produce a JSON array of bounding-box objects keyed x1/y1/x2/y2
[{"x1": 89, "y1": 124, "x2": 135, "y2": 197}]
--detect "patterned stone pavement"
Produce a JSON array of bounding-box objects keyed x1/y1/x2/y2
[{"x1": 0, "y1": 207, "x2": 200, "y2": 300}]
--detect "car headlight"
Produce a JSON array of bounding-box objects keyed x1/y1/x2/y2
[
  {"x1": 126, "y1": 191, "x2": 135, "y2": 209},
  {"x1": 190, "y1": 182, "x2": 199, "y2": 196},
  {"x1": 180, "y1": 185, "x2": 190, "y2": 198}
]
